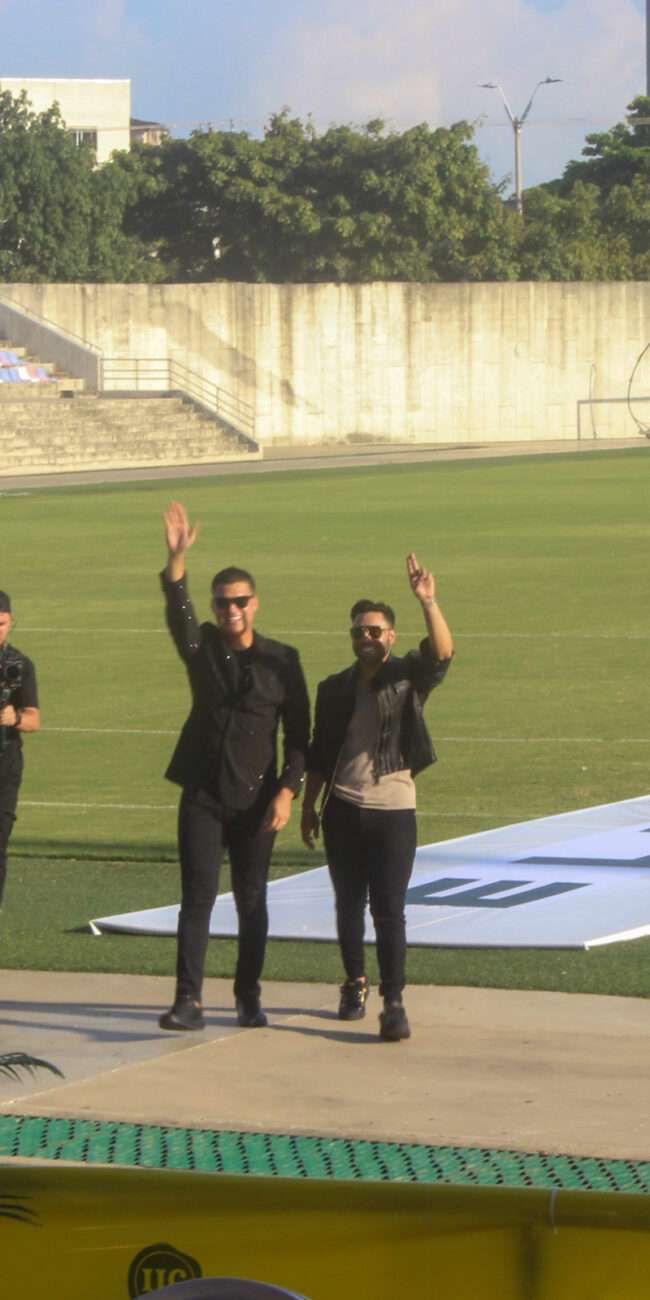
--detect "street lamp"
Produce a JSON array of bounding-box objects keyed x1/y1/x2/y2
[{"x1": 479, "y1": 78, "x2": 562, "y2": 214}]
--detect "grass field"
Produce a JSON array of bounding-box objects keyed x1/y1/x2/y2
[{"x1": 1, "y1": 447, "x2": 649, "y2": 995}]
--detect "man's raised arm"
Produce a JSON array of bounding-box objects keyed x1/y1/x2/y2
[
  {"x1": 406, "y1": 552, "x2": 454, "y2": 661},
  {"x1": 161, "y1": 500, "x2": 201, "y2": 661},
  {"x1": 164, "y1": 500, "x2": 198, "y2": 583}
]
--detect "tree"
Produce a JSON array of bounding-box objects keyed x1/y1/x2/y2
[
  {"x1": 518, "y1": 97, "x2": 650, "y2": 281},
  {"x1": 0, "y1": 90, "x2": 162, "y2": 282},
  {"x1": 553, "y1": 95, "x2": 650, "y2": 197},
  {"x1": 121, "y1": 111, "x2": 519, "y2": 283}
]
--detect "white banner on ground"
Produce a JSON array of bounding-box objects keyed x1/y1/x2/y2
[{"x1": 91, "y1": 795, "x2": 650, "y2": 949}]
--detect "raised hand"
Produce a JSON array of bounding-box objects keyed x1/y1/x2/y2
[
  {"x1": 406, "y1": 552, "x2": 436, "y2": 604},
  {"x1": 164, "y1": 501, "x2": 198, "y2": 558}
]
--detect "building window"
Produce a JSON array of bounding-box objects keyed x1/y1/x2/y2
[{"x1": 69, "y1": 129, "x2": 98, "y2": 153}]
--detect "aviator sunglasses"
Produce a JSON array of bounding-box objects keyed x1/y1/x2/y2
[
  {"x1": 214, "y1": 595, "x2": 253, "y2": 610},
  {"x1": 350, "y1": 624, "x2": 390, "y2": 640}
]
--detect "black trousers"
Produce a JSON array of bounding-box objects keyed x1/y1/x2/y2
[
  {"x1": 175, "y1": 786, "x2": 276, "y2": 1002},
  {"x1": 322, "y1": 793, "x2": 417, "y2": 1003},
  {"x1": 0, "y1": 747, "x2": 23, "y2": 906}
]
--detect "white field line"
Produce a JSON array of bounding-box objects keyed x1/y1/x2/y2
[
  {"x1": 19, "y1": 627, "x2": 650, "y2": 639},
  {"x1": 40, "y1": 726, "x2": 650, "y2": 743},
  {"x1": 21, "y1": 799, "x2": 487, "y2": 816},
  {"x1": 23, "y1": 801, "x2": 177, "y2": 811}
]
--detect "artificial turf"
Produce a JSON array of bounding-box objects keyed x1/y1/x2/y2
[{"x1": 1, "y1": 447, "x2": 649, "y2": 992}]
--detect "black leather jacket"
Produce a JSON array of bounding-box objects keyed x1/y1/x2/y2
[
  {"x1": 161, "y1": 573, "x2": 310, "y2": 810},
  {"x1": 307, "y1": 641, "x2": 452, "y2": 791}
]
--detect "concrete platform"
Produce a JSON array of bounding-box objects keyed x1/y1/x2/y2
[{"x1": 1, "y1": 970, "x2": 648, "y2": 1161}]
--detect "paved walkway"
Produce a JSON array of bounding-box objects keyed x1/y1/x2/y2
[
  {"x1": 1, "y1": 970, "x2": 648, "y2": 1160},
  {"x1": 0, "y1": 437, "x2": 646, "y2": 491}
]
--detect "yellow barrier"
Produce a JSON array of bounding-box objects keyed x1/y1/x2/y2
[{"x1": 1, "y1": 1164, "x2": 650, "y2": 1299}]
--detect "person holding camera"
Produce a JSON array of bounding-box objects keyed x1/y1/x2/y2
[
  {"x1": 300, "y1": 555, "x2": 453, "y2": 1042},
  {"x1": 158, "y1": 502, "x2": 310, "y2": 1033},
  {"x1": 0, "y1": 591, "x2": 40, "y2": 906}
]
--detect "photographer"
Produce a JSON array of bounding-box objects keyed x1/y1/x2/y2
[{"x1": 0, "y1": 592, "x2": 40, "y2": 905}]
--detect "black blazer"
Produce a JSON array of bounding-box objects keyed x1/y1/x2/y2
[{"x1": 161, "y1": 574, "x2": 310, "y2": 810}]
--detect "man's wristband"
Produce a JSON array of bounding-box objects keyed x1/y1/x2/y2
[
  {"x1": 422, "y1": 598, "x2": 437, "y2": 608},
  {"x1": 14, "y1": 709, "x2": 22, "y2": 729}
]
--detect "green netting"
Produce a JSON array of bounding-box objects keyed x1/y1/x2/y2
[{"x1": 0, "y1": 1115, "x2": 648, "y2": 1193}]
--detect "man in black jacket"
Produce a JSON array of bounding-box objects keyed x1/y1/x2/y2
[
  {"x1": 0, "y1": 590, "x2": 40, "y2": 907},
  {"x1": 159, "y1": 501, "x2": 310, "y2": 1032},
  {"x1": 301, "y1": 555, "x2": 453, "y2": 1042}
]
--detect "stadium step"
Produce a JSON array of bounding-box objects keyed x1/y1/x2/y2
[{"x1": 0, "y1": 342, "x2": 259, "y2": 474}]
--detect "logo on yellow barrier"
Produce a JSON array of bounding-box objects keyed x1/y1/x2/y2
[{"x1": 128, "y1": 1242, "x2": 202, "y2": 1295}]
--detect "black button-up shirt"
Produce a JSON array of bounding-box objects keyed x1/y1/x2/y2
[{"x1": 0, "y1": 644, "x2": 38, "y2": 756}]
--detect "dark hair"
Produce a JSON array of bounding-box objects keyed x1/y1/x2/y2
[
  {"x1": 350, "y1": 598, "x2": 395, "y2": 627},
  {"x1": 211, "y1": 566, "x2": 256, "y2": 594},
  {"x1": 0, "y1": 591, "x2": 11, "y2": 614}
]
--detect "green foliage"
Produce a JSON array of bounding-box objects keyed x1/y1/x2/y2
[
  {"x1": 0, "y1": 1053, "x2": 62, "y2": 1081},
  {"x1": 0, "y1": 90, "x2": 161, "y2": 282},
  {"x1": 1, "y1": 88, "x2": 648, "y2": 283},
  {"x1": 120, "y1": 111, "x2": 517, "y2": 283},
  {"x1": 556, "y1": 95, "x2": 650, "y2": 196},
  {"x1": 518, "y1": 96, "x2": 650, "y2": 281}
]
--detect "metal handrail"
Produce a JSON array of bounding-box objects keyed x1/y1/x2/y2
[{"x1": 102, "y1": 357, "x2": 256, "y2": 440}]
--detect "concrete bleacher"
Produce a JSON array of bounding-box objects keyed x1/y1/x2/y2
[{"x1": 0, "y1": 339, "x2": 259, "y2": 473}]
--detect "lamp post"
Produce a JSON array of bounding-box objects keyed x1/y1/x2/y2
[{"x1": 479, "y1": 78, "x2": 562, "y2": 214}]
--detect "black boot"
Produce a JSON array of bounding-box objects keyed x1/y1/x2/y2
[
  {"x1": 379, "y1": 999, "x2": 410, "y2": 1042},
  {"x1": 159, "y1": 995, "x2": 205, "y2": 1032},
  {"x1": 235, "y1": 992, "x2": 268, "y2": 1028},
  {"x1": 338, "y1": 976, "x2": 369, "y2": 1021}
]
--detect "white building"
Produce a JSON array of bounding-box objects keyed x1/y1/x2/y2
[{"x1": 0, "y1": 77, "x2": 131, "y2": 163}]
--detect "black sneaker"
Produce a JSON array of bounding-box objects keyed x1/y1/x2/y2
[
  {"x1": 235, "y1": 994, "x2": 268, "y2": 1028},
  {"x1": 379, "y1": 1000, "x2": 411, "y2": 1042},
  {"x1": 338, "y1": 976, "x2": 369, "y2": 1021},
  {"x1": 159, "y1": 996, "x2": 205, "y2": 1032}
]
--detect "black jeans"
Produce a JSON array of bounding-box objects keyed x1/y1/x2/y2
[
  {"x1": 0, "y1": 747, "x2": 22, "y2": 906},
  {"x1": 322, "y1": 794, "x2": 417, "y2": 1003},
  {"x1": 176, "y1": 786, "x2": 276, "y2": 1002}
]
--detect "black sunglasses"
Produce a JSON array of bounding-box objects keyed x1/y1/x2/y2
[
  {"x1": 214, "y1": 595, "x2": 252, "y2": 610},
  {"x1": 350, "y1": 625, "x2": 390, "y2": 640}
]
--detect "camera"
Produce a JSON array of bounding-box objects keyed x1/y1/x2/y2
[
  {"x1": 0, "y1": 657, "x2": 23, "y2": 753},
  {"x1": 0, "y1": 660, "x2": 23, "y2": 695}
]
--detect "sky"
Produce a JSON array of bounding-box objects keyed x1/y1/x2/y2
[{"x1": 0, "y1": 0, "x2": 645, "y2": 190}]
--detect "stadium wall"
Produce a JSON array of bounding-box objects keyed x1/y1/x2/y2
[{"x1": 1, "y1": 281, "x2": 649, "y2": 445}]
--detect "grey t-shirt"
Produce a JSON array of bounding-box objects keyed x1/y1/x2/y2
[{"x1": 333, "y1": 679, "x2": 416, "y2": 810}]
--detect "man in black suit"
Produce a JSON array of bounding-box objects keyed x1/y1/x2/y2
[
  {"x1": 159, "y1": 501, "x2": 310, "y2": 1032},
  {"x1": 301, "y1": 556, "x2": 453, "y2": 1042},
  {"x1": 0, "y1": 590, "x2": 40, "y2": 907}
]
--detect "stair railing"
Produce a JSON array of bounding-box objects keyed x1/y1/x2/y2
[{"x1": 102, "y1": 357, "x2": 256, "y2": 444}]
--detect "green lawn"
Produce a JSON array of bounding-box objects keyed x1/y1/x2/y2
[{"x1": 2, "y1": 448, "x2": 649, "y2": 994}]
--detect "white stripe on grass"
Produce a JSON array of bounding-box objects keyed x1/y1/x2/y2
[
  {"x1": 40, "y1": 727, "x2": 650, "y2": 743},
  {"x1": 22, "y1": 799, "x2": 487, "y2": 817},
  {"x1": 19, "y1": 627, "x2": 650, "y2": 639}
]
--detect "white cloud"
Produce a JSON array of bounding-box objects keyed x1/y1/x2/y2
[{"x1": 249, "y1": 0, "x2": 645, "y2": 186}]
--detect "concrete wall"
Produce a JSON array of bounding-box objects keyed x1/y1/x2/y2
[
  {"x1": 1, "y1": 281, "x2": 649, "y2": 444},
  {"x1": 0, "y1": 78, "x2": 130, "y2": 163},
  {"x1": 0, "y1": 298, "x2": 101, "y2": 390}
]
